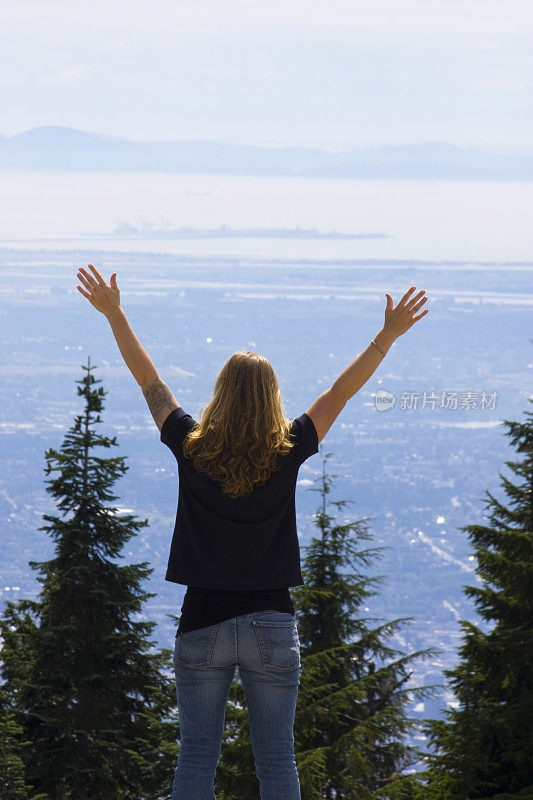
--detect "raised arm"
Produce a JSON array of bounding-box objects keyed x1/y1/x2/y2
[
  {"x1": 306, "y1": 286, "x2": 428, "y2": 444},
  {"x1": 76, "y1": 264, "x2": 183, "y2": 432},
  {"x1": 76, "y1": 263, "x2": 159, "y2": 388}
]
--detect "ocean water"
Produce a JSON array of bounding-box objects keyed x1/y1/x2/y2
[{"x1": 1, "y1": 170, "x2": 532, "y2": 262}]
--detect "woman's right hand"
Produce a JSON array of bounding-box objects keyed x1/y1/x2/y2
[{"x1": 383, "y1": 286, "x2": 429, "y2": 339}]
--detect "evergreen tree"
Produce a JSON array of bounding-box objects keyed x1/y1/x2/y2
[
  {"x1": 0, "y1": 684, "x2": 47, "y2": 800},
  {"x1": 418, "y1": 403, "x2": 533, "y2": 800},
  {"x1": 0, "y1": 358, "x2": 179, "y2": 800},
  {"x1": 292, "y1": 450, "x2": 441, "y2": 800},
  {"x1": 216, "y1": 449, "x2": 441, "y2": 799}
]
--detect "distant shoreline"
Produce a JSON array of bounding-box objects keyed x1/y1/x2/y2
[{"x1": 95, "y1": 224, "x2": 390, "y2": 240}]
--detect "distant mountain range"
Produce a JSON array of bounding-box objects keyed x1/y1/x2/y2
[{"x1": 1, "y1": 126, "x2": 531, "y2": 179}]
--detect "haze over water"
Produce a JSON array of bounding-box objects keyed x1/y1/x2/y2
[{"x1": 1, "y1": 170, "x2": 532, "y2": 263}]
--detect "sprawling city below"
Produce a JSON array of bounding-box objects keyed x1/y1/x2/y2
[{"x1": 1, "y1": 246, "x2": 530, "y2": 760}]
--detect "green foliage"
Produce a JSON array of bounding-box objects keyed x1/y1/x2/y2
[
  {"x1": 418, "y1": 402, "x2": 533, "y2": 799},
  {"x1": 0, "y1": 358, "x2": 179, "y2": 800},
  {"x1": 0, "y1": 684, "x2": 48, "y2": 800},
  {"x1": 292, "y1": 451, "x2": 441, "y2": 799}
]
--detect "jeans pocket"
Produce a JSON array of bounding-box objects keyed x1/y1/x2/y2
[
  {"x1": 174, "y1": 623, "x2": 219, "y2": 668},
  {"x1": 253, "y1": 620, "x2": 300, "y2": 673}
]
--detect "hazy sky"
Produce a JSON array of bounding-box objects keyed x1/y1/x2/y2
[{"x1": 2, "y1": 0, "x2": 532, "y2": 152}]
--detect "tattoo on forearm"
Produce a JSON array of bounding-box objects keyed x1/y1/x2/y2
[{"x1": 142, "y1": 377, "x2": 176, "y2": 417}]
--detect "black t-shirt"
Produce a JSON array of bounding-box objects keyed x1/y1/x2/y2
[
  {"x1": 160, "y1": 408, "x2": 319, "y2": 634},
  {"x1": 175, "y1": 585, "x2": 296, "y2": 637}
]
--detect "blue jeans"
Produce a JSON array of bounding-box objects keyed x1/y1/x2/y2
[{"x1": 172, "y1": 609, "x2": 301, "y2": 800}]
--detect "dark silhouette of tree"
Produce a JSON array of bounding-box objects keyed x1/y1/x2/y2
[
  {"x1": 418, "y1": 403, "x2": 533, "y2": 800},
  {"x1": 292, "y1": 449, "x2": 441, "y2": 799},
  {"x1": 0, "y1": 683, "x2": 48, "y2": 800},
  {"x1": 0, "y1": 358, "x2": 179, "y2": 800}
]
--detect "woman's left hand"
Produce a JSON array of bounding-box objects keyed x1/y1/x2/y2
[{"x1": 76, "y1": 264, "x2": 120, "y2": 316}]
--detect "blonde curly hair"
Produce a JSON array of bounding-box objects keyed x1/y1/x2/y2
[{"x1": 182, "y1": 350, "x2": 297, "y2": 498}]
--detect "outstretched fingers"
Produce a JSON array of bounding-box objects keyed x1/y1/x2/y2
[
  {"x1": 87, "y1": 263, "x2": 106, "y2": 284},
  {"x1": 399, "y1": 286, "x2": 417, "y2": 306},
  {"x1": 405, "y1": 289, "x2": 426, "y2": 310},
  {"x1": 410, "y1": 294, "x2": 428, "y2": 313},
  {"x1": 77, "y1": 270, "x2": 95, "y2": 291},
  {"x1": 412, "y1": 308, "x2": 429, "y2": 322}
]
